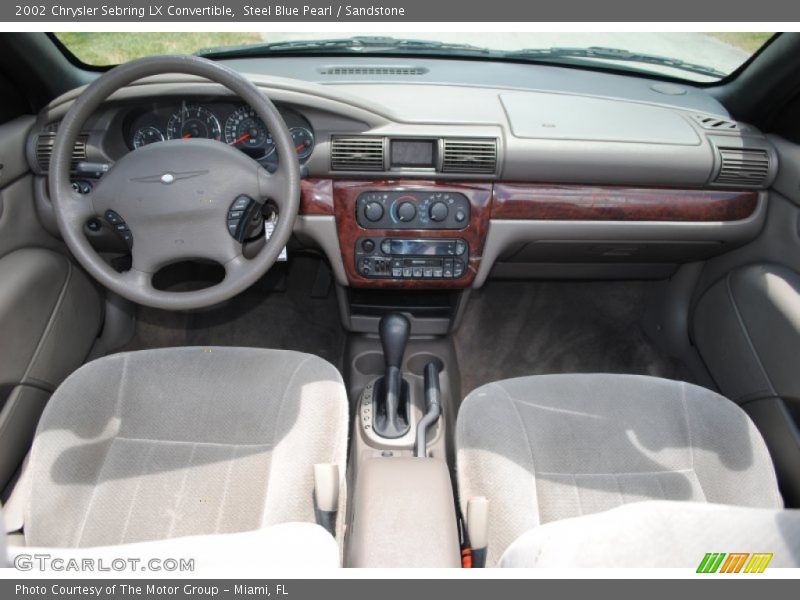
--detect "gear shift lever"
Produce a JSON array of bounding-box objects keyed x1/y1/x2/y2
[{"x1": 373, "y1": 312, "x2": 411, "y2": 438}]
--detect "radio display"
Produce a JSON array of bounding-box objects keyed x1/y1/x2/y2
[
  {"x1": 390, "y1": 139, "x2": 436, "y2": 168},
  {"x1": 390, "y1": 240, "x2": 452, "y2": 256}
]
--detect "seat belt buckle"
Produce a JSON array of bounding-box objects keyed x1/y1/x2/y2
[
  {"x1": 313, "y1": 463, "x2": 339, "y2": 537},
  {"x1": 466, "y1": 496, "x2": 489, "y2": 568}
]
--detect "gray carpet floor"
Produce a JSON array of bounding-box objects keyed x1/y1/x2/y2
[
  {"x1": 120, "y1": 256, "x2": 345, "y2": 369},
  {"x1": 454, "y1": 280, "x2": 694, "y2": 396},
  {"x1": 122, "y1": 267, "x2": 692, "y2": 397}
]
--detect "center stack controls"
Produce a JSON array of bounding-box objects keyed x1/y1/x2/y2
[
  {"x1": 354, "y1": 190, "x2": 471, "y2": 280},
  {"x1": 356, "y1": 191, "x2": 470, "y2": 230},
  {"x1": 356, "y1": 238, "x2": 468, "y2": 280}
]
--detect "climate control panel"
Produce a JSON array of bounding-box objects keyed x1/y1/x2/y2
[
  {"x1": 355, "y1": 237, "x2": 468, "y2": 280},
  {"x1": 356, "y1": 190, "x2": 470, "y2": 230}
]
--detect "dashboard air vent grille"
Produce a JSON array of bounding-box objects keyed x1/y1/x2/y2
[
  {"x1": 714, "y1": 147, "x2": 770, "y2": 187},
  {"x1": 441, "y1": 139, "x2": 497, "y2": 174},
  {"x1": 692, "y1": 114, "x2": 739, "y2": 131},
  {"x1": 35, "y1": 132, "x2": 88, "y2": 172},
  {"x1": 319, "y1": 66, "x2": 427, "y2": 76},
  {"x1": 331, "y1": 136, "x2": 385, "y2": 171}
]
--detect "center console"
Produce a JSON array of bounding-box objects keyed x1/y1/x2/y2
[
  {"x1": 344, "y1": 313, "x2": 462, "y2": 568},
  {"x1": 333, "y1": 180, "x2": 493, "y2": 290}
]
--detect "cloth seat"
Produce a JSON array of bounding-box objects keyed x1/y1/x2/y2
[
  {"x1": 456, "y1": 374, "x2": 783, "y2": 566},
  {"x1": 21, "y1": 347, "x2": 349, "y2": 553},
  {"x1": 498, "y1": 501, "x2": 800, "y2": 568}
]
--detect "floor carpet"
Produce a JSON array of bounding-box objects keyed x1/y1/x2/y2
[
  {"x1": 454, "y1": 280, "x2": 694, "y2": 396},
  {"x1": 120, "y1": 255, "x2": 346, "y2": 369}
]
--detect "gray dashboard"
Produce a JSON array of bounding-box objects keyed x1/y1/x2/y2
[
  {"x1": 28, "y1": 54, "x2": 778, "y2": 189},
  {"x1": 25, "y1": 55, "x2": 780, "y2": 289}
]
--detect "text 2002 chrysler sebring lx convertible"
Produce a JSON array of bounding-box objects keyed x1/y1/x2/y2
[{"x1": 0, "y1": 32, "x2": 798, "y2": 569}]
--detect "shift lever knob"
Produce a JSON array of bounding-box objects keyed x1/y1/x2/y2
[{"x1": 380, "y1": 312, "x2": 410, "y2": 370}]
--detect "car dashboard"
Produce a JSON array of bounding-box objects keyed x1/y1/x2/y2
[{"x1": 25, "y1": 56, "x2": 778, "y2": 321}]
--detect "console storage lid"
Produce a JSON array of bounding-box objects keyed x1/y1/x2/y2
[{"x1": 345, "y1": 457, "x2": 461, "y2": 568}]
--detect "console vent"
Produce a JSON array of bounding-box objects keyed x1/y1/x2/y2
[
  {"x1": 319, "y1": 65, "x2": 427, "y2": 76},
  {"x1": 714, "y1": 147, "x2": 770, "y2": 187},
  {"x1": 441, "y1": 139, "x2": 497, "y2": 174},
  {"x1": 35, "y1": 132, "x2": 88, "y2": 172},
  {"x1": 331, "y1": 136, "x2": 385, "y2": 171},
  {"x1": 692, "y1": 114, "x2": 739, "y2": 131}
]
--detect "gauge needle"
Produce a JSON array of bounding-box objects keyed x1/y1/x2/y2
[
  {"x1": 295, "y1": 144, "x2": 305, "y2": 152},
  {"x1": 182, "y1": 133, "x2": 192, "y2": 139},
  {"x1": 230, "y1": 133, "x2": 250, "y2": 145}
]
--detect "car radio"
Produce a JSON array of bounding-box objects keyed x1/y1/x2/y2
[{"x1": 355, "y1": 237, "x2": 468, "y2": 279}]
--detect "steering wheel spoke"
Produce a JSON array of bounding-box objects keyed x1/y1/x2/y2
[{"x1": 257, "y1": 167, "x2": 291, "y2": 210}]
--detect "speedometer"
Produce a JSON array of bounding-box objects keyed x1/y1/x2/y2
[
  {"x1": 224, "y1": 106, "x2": 275, "y2": 159},
  {"x1": 166, "y1": 103, "x2": 221, "y2": 141}
]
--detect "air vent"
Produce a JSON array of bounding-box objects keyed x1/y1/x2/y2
[
  {"x1": 692, "y1": 114, "x2": 739, "y2": 131},
  {"x1": 35, "y1": 132, "x2": 88, "y2": 173},
  {"x1": 331, "y1": 136, "x2": 385, "y2": 171},
  {"x1": 319, "y1": 66, "x2": 427, "y2": 76},
  {"x1": 714, "y1": 147, "x2": 770, "y2": 187},
  {"x1": 441, "y1": 139, "x2": 497, "y2": 174}
]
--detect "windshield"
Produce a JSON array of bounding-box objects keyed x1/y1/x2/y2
[{"x1": 54, "y1": 32, "x2": 775, "y2": 83}]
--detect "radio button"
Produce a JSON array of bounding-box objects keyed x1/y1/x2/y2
[
  {"x1": 361, "y1": 239, "x2": 375, "y2": 253},
  {"x1": 412, "y1": 267, "x2": 423, "y2": 277},
  {"x1": 402, "y1": 267, "x2": 413, "y2": 278},
  {"x1": 381, "y1": 240, "x2": 392, "y2": 254},
  {"x1": 433, "y1": 267, "x2": 444, "y2": 278},
  {"x1": 455, "y1": 240, "x2": 467, "y2": 255}
]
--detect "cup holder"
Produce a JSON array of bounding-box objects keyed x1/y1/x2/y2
[
  {"x1": 406, "y1": 353, "x2": 444, "y2": 377},
  {"x1": 353, "y1": 351, "x2": 385, "y2": 376}
]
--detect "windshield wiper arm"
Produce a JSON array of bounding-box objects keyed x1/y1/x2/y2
[
  {"x1": 503, "y1": 46, "x2": 726, "y2": 78},
  {"x1": 199, "y1": 36, "x2": 492, "y2": 59}
]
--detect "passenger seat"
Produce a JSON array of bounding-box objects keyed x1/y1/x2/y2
[{"x1": 456, "y1": 374, "x2": 795, "y2": 567}]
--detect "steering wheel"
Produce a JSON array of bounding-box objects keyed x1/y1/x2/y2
[{"x1": 48, "y1": 55, "x2": 300, "y2": 310}]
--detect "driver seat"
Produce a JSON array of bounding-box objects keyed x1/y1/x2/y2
[{"x1": 10, "y1": 347, "x2": 348, "y2": 562}]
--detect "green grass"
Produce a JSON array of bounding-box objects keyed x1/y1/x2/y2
[
  {"x1": 55, "y1": 32, "x2": 263, "y2": 66},
  {"x1": 705, "y1": 32, "x2": 775, "y2": 53}
]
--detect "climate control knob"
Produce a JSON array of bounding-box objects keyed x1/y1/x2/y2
[
  {"x1": 396, "y1": 201, "x2": 417, "y2": 222},
  {"x1": 365, "y1": 202, "x2": 384, "y2": 222},
  {"x1": 429, "y1": 201, "x2": 449, "y2": 222}
]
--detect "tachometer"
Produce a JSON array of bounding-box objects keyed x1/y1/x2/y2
[
  {"x1": 290, "y1": 126, "x2": 315, "y2": 160},
  {"x1": 132, "y1": 126, "x2": 164, "y2": 149},
  {"x1": 166, "y1": 103, "x2": 221, "y2": 141},
  {"x1": 224, "y1": 106, "x2": 275, "y2": 158}
]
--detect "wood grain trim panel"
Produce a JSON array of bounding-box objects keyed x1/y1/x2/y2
[
  {"x1": 333, "y1": 180, "x2": 493, "y2": 289},
  {"x1": 299, "y1": 178, "x2": 335, "y2": 215},
  {"x1": 491, "y1": 184, "x2": 759, "y2": 222}
]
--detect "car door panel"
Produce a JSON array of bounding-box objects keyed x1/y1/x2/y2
[
  {"x1": 692, "y1": 135, "x2": 800, "y2": 507},
  {"x1": 0, "y1": 115, "x2": 103, "y2": 489}
]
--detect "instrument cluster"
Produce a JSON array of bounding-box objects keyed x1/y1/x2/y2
[{"x1": 124, "y1": 100, "x2": 315, "y2": 167}]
